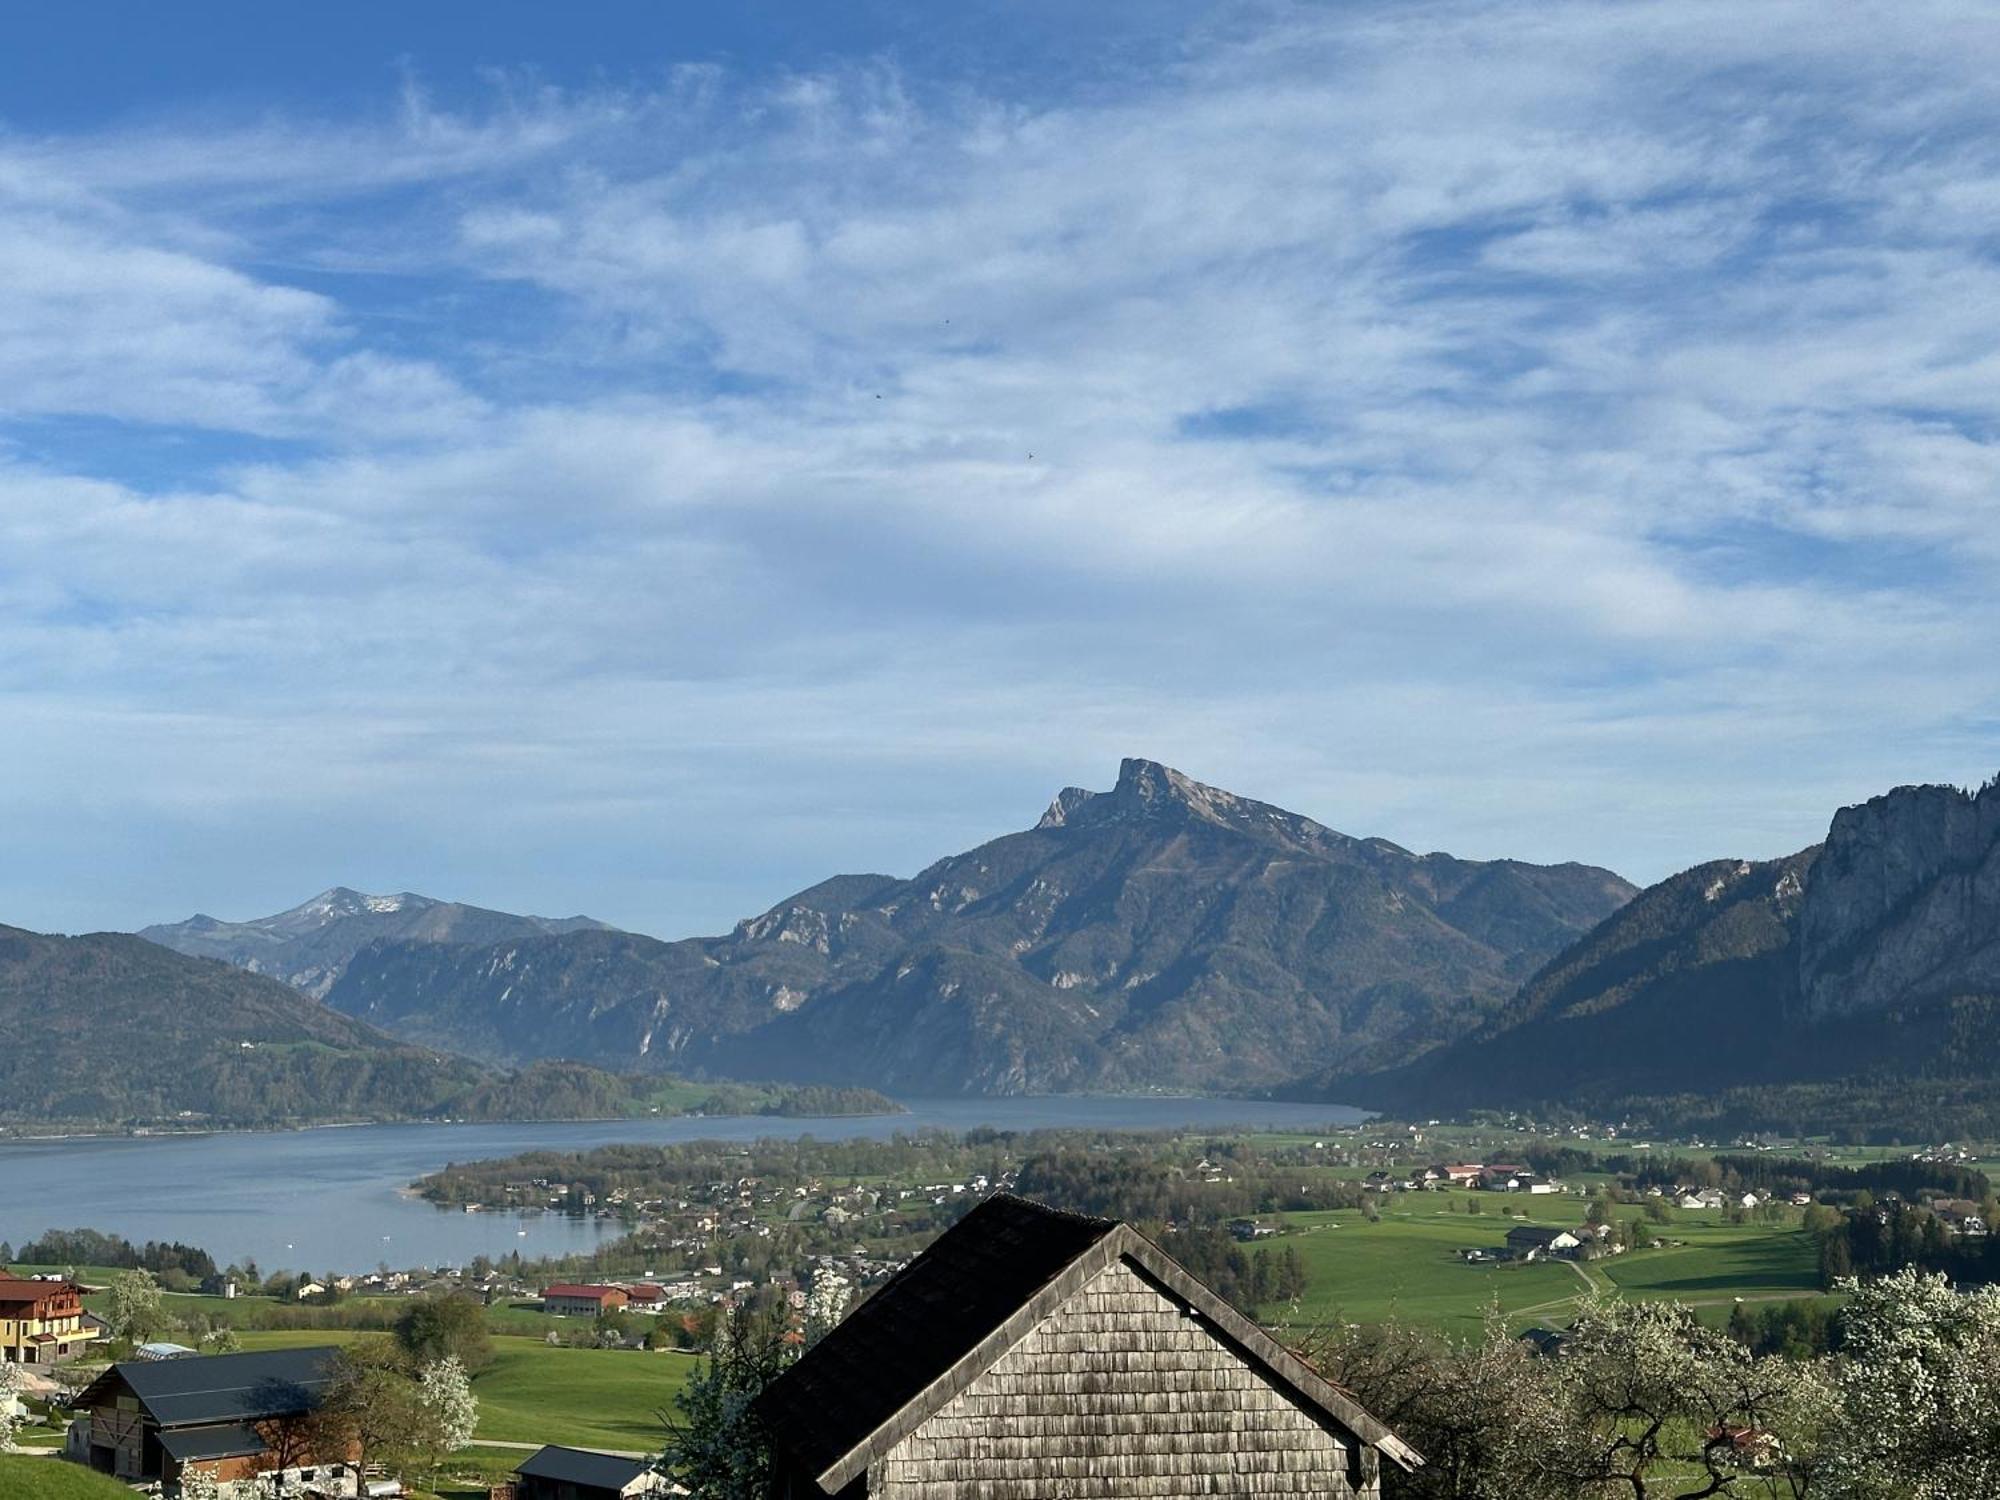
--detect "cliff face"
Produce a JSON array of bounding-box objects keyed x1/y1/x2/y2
[
  {"x1": 1338, "y1": 774, "x2": 2000, "y2": 1116},
  {"x1": 1797, "y1": 780, "x2": 2000, "y2": 1021}
]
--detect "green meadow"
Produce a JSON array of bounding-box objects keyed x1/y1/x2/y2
[
  {"x1": 232, "y1": 1328, "x2": 694, "y2": 1452},
  {"x1": 1254, "y1": 1189, "x2": 1824, "y2": 1336},
  {"x1": 0, "y1": 1456, "x2": 137, "y2": 1500}
]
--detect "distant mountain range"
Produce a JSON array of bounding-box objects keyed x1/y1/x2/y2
[
  {"x1": 301, "y1": 759, "x2": 1634, "y2": 1094},
  {"x1": 83, "y1": 761, "x2": 2000, "y2": 1130},
  {"x1": 1336, "y1": 776, "x2": 2000, "y2": 1130},
  {"x1": 140, "y1": 888, "x2": 613, "y2": 997}
]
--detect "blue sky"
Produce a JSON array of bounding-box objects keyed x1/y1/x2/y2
[{"x1": 4, "y1": 1, "x2": 1998, "y2": 937}]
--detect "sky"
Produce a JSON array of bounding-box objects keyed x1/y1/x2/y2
[{"x1": 4, "y1": 1, "x2": 1999, "y2": 939}]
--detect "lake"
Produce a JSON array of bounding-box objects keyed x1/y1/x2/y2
[{"x1": 0, "y1": 1096, "x2": 1367, "y2": 1273}]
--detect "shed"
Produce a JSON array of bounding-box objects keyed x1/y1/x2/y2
[
  {"x1": 755, "y1": 1193, "x2": 1420, "y2": 1498},
  {"x1": 514, "y1": 1445, "x2": 667, "y2": 1500}
]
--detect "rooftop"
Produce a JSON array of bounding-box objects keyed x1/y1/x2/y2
[
  {"x1": 78, "y1": 1345, "x2": 340, "y2": 1429},
  {"x1": 516, "y1": 1444, "x2": 654, "y2": 1490}
]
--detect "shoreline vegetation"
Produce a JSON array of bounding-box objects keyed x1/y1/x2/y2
[{"x1": 0, "y1": 1066, "x2": 903, "y2": 1142}]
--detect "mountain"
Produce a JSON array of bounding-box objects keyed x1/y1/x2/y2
[
  {"x1": 140, "y1": 887, "x2": 613, "y2": 998},
  {"x1": 0, "y1": 925, "x2": 899, "y2": 1132},
  {"x1": 1338, "y1": 775, "x2": 2000, "y2": 1126},
  {"x1": 0, "y1": 924, "x2": 491, "y2": 1129},
  {"x1": 321, "y1": 758, "x2": 1635, "y2": 1095}
]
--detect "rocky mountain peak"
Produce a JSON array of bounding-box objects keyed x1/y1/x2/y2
[
  {"x1": 293, "y1": 887, "x2": 427, "y2": 920},
  {"x1": 1042, "y1": 757, "x2": 1351, "y2": 855},
  {"x1": 1036, "y1": 786, "x2": 1098, "y2": 829},
  {"x1": 1797, "y1": 776, "x2": 2000, "y2": 1020}
]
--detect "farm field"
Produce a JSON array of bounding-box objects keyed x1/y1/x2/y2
[
  {"x1": 1258, "y1": 1192, "x2": 1824, "y2": 1335},
  {"x1": 1260, "y1": 1208, "x2": 1584, "y2": 1334},
  {"x1": 232, "y1": 1328, "x2": 692, "y2": 1451}
]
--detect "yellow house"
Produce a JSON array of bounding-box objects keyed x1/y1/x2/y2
[{"x1": 0, "y1": 1274, "x2": 99, "y2": 1363}]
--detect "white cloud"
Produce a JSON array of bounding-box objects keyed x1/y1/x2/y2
[{"x1": 3, "y1": 0, "x2": 2000, "y2": 933}]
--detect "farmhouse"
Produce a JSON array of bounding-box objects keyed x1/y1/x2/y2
[
  {"x1": 543, "y1": 1283, "x2": 630, "y2": 1317},
  {"x1": 513, "y1": 1444, "x2": 670, "y2": 1500},
  {"x1": 1504, "y1": 1226, "x2": 1581, "y2": 1260},
  {"x1": 756, "y1": 1193, "x2": 1420, "y2": 1497},
  {"x1": 0, "y1": 1273, "x2": 100, "y2": 1363},
  {"x1": 74, "y1": 1344, "x2": 347, "y2": 1487}
]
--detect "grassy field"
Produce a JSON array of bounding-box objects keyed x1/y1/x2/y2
[
  {"x1": 1256, "y1": 1190, "x2": 1824, "y2": 1336},
  {"x1": 1263, "y1": 1210, "x2": 1584, "y2": 1335},
  {"x1": 232, "y1": 1328, "x2": 694, "y2": 1451},
  {"x1": 0, "y1": 1456, "x2": 135, "y2": 1500}
]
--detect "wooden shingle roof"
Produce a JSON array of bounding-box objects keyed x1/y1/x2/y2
[{"x1": 755, "y1": 1194, "x2": 1421, "y2": 1492}]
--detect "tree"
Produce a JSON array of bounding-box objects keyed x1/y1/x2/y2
[
  {"x1": 1547, "y1": 1294, "x2": 1829, "y2": 1498},
  {"x1": 179, "y1": 1468, "x2": 222, "y2": 1500},
  {"x1": 0, "y1": 1361, "x2": 24, "y2": 1452},
  {"x1": 200, "y1": 1325, "x2": 243, "y2": 1354},
  {"x1": 395, "y1": 1292, "x2": 493, "y2": 1372},
  {"x1": 1302, "y1": 1307, "x2": 1571, "y2": 1500},
  {"x1": 106, "y1": 1268, "x2": 167, "y2": 1345},
  {"x1": 659, "y1": 1302, "x2": 800, "y2": 1500},
  {"x1": 803, "y1": 1268, "x2": 852, "y2": 1343},
  {"x1": 1816, "y1": 1269, "x2": 2000, "y2": 1499},
  {"x1": 321, "y1": 1338, "x2": 428, "y2": 1479},
  {"x1": 416, "y1": 1356, "x2": 479, "y2": 1491}
]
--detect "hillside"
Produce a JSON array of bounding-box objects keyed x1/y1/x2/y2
[
  {"x1": 0, "y1": 924, "x2": 490, "y2": 1129},
  {"x1": 1339, "y1": 776, "x2": 2000, "y2": 1131},
  {"x1": 324, "y1": 758, "x2": 1635, "y2": 1094},
  {"x1": 0, "y1": 927, "x2": 901, "y2": 1132},
  {"x1": 0, "y1": 1457, "x2": 140, "y2": 1500},
  {"x1": 140, "y1": 887, "x2": 613, "y2": 997}
]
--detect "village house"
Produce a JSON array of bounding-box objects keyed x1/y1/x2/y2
[
  {"x1": 73, "y1": 1345, "x2": 349, "y2": 1488},
  {"x1": 0, "y1": 1273, "x2": 101, "y2": 1363},
  {"x1": 511, "y1": 1444, "x2": 670, "y2": 1500},
  {"x1": 1504, "y1": 1226, "x2": 1581, "y2": 1261},
  {"x1": 756, "y1": 1193, "x2": 1420, "y2": 1497},
  {"x1": 1930, "y1": 1199, "x2": 1989, "y2": 1237},
  {"x1": 543, "y1": 1284, "x2": 630, "y2": 1318}
]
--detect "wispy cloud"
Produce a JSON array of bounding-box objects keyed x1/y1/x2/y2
[{"x1": 2, "y1": 0, "x2": 1998, "y2": 933}]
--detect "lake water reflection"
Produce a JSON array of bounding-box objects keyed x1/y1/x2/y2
[{"x1": 0, "y1": 1096, "x2": 1366, "y2": 1272}]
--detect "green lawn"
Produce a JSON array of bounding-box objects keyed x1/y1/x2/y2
[
  {"x1": 0, "y1": 1456, "x2": 134, "y2": 1500},
  {"x1": 1256, "y1": 1195, "x2": 1824, "y2": 1337},
  {"x1": 1601, "y1": 1220, "x2": 1820, "y2": 1302},
  {"x1": 233, "y1": 1328, "x2": 694, "y2": 1451},
  {"x1": 1260, "y1": 1208, "x2": 1587, "y2": 1336}
]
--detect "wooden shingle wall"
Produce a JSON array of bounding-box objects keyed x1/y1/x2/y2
[{"x1": 872, "y1": 1259, "x2": 1373, "y2": 1499}]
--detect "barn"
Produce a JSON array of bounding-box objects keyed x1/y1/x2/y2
[
  {"x1": 755, "y1": 1194, "x2": 1420, "y2": 1498},
  {"x1": 73, "y1": 1344, "x2": 348, "y2": 1487}
]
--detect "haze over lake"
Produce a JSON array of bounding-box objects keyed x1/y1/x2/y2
[{"x1": 0, "y1": 1097, "x2": 1367, "y2": 1273}]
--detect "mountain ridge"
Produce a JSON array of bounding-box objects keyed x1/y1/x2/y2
[
  {"x1": 319, "y1": 758, "x2": 1636, "y2": 1094},
  {"x1": 140, "y1": 887, "x2": 614, "y2": 998},
  {"x1": 1332, "y1": 775, "x2": 2000, "y2": 1125}
]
